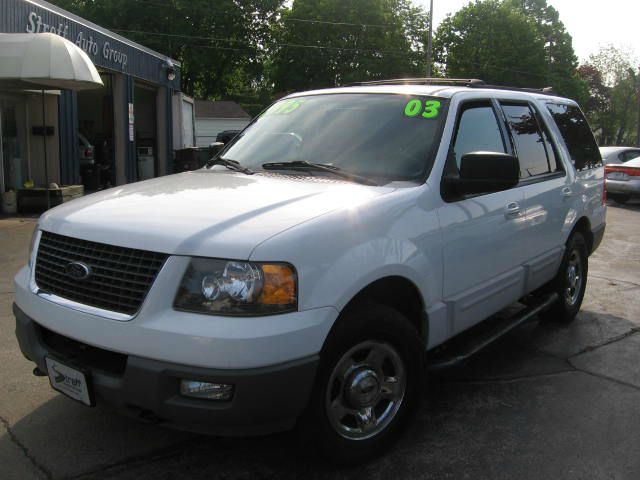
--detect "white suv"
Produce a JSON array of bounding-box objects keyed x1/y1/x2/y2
[{"x1": 14, "y1": 79, "x2": 606, "y2": 462}]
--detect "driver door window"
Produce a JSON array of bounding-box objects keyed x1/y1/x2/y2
[{"x1": 449, "y1": 102, "x2": 507, "y2": 173}]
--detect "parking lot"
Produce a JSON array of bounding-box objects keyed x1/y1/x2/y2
[{"x1": 1, "y1": 202, "x2": 639, "y2": 480}]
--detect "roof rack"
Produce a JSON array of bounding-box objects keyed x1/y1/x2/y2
[
  {"x1": 470, "y1": 84, "x2": 557, "y2": 96},
  {"x1": 347, "y1": 78, "x2": 486, "y2": 87},
  {"x1": 347, "y1": 78, "x2": 557, "y2": 96}
]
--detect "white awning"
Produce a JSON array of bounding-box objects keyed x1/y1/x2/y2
[{"x1": 0, "y1": 33, "x2": 103, "y2": 91}]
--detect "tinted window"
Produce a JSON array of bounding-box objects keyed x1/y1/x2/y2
[
  {"x1": 222, "y1": 94, "x2": 448, "y2": 181},
  {"x1": 621, "y1": 150, "x2": 640, "y2": 162},
  {"x1": 451, "y1": 103, "x2": 506, "y2": 170},
  {"x1": 501, "y1": 103, "x2": 552, "y2": 178},
  {"x1": 546, "y1": 103, "x2": 601, "y2": 170}
]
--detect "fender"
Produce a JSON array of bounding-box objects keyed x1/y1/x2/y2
[{"x1": 250, "y1": 186, "x2": 444, "y2": 321}]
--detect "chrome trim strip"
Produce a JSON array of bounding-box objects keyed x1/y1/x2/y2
[
  {"x1": 34, "y1": 291, "x2": 133, "y2": 321},
  {"x1": 28, "y1": 229, "x2": 41, "y2": 293}
]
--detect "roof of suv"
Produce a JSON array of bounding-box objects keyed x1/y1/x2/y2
[{"x1": 287, "y1": 80, "x2": 576, "y2": 105}]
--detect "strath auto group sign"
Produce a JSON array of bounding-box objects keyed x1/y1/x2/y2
[{"x1": 25, "y1": 11, "x2": 128, "y2": 69}]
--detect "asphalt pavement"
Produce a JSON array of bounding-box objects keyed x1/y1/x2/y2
[{"x1": 1, "y1": 201, "x2": 639, "y2": 480}]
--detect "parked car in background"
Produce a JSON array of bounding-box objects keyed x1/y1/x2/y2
[
  {"x1": 78, "y1": 133, "x2": 94, "y2": 165},
  {"x1": 216, "y1": 129, "x2": 241, "y2": 144},
  {"x1": 605, "y1": 157, "x2": 640, "y2": 204},
  {"x1": 599, "y1": 146, "x2": 640, "y2": 165}
]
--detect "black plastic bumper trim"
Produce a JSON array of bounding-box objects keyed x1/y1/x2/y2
[
  {"x1": 13, "y1": 302, "x2": 319, "y2": 436},
  {"x1": 591, "y1": 222, "x2": 606, "y2": 254}
]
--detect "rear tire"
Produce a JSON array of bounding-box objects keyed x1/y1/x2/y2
[
  {"x1": 299, "y1": 303, "x2": 424, "y2": 465},
  {"x1": 540, "y1": 232, "x2": 588, "y2": 323}
]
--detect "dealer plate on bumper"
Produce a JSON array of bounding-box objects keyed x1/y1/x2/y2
[{"x1": 45, "y1": 357, "x2": 94, "y2": 406}]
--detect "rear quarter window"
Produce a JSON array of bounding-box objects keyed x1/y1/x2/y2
[{"x1": 545, "y1": 103, "x2": 601, "y2": 171}]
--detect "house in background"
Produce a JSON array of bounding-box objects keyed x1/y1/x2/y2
[{"x1": 194, "y1": 100, "x2": 251, "y2": 147}]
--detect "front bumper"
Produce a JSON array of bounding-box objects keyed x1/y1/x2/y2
[
  {"x1": 14, "y1": 262, "x2": 337, "y2": 369},
  {"x1": 14, "y1": 303, "x2": 319, "y2": 435}
]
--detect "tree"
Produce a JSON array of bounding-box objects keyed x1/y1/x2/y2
[
  {"x1": 50, "y1": 0, "x2": 283, "y2": 101},
  {"x1": 578, "y1": 45, "x2": 639, "y2": 145},
  {"x1": 433, "y1": 0, "x2": 548, "y2": 88},
  {"x1": 269, "y1": 0, "x2": 429, "y2": 92},
  {"x1": 506, "y1": 0, "x2": 584, "y2": 99}
]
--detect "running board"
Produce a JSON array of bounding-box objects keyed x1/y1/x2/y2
[{"x1": 428, "y1": 293, "x2": 559, "y2": 371}]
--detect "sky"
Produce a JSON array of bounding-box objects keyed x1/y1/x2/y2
[{"x1": 415, "y1": 0, "x2": 640, "y2": 63}]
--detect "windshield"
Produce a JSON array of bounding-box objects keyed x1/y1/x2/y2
[{"x1": 220, "y1": 93, "x2": 447, "y2": 182}]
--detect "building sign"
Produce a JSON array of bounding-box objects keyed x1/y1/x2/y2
[
  {"x1": 1, "y1": 0, "x2": 180, "y2": 88},
  {"x1": 26, "y1": 11, "x2": 128, "y2": 69}
]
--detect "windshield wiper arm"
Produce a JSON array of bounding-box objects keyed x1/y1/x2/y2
[
  {"x1": 207, "y1": 157, "x2": 254, "y2": 175},
  {"x1": 261, "y1": 161, "x2": 378, "y2": 186}
]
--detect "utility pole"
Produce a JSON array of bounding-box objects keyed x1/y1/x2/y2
[
  {"x1": 637, "y1": 65, "x2": 640, "y2": 147},
  {"x1": 426, "y1": 0, "x2": 434, "y2": 78}
]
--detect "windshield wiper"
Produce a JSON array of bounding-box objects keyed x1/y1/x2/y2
[
  {"x1": 261, "y1": 161, "x2": 378, "y2": 186},
  {"x1": 207, "y1": 157, "x2": 254, "y2": 175}
]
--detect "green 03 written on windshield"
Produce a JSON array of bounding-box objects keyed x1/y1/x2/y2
[{"x1": 217, "y1": 93, "x2": 449, "y2": 185}]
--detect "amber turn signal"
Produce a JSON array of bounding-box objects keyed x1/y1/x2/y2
[{"x1": 259, "y1": 264, "x2": 297, "y2": 305}]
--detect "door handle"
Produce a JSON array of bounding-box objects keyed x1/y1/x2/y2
[
  {"x1": 504, "y1": 202, "x2": 520, "y2": 218},
  {"x1": 562, "y1": 187, "x2": 573, "y2": 197}
]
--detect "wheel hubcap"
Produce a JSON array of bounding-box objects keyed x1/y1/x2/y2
[
  {"x1": 565, "y1": 249, "x2": 583, "y2": 306},
  {"x1": 346, "y1": 369, "x2": 380, "y2": 408},
  {"x1": 325, "y1": 340, "x2": 406, "y2": 440}
]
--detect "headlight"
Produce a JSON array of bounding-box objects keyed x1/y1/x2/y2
[{"x1": 173, "y1": 258, "x2": 297, "y2": 316}]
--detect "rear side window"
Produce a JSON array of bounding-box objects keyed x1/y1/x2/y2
[
  {"x1": 621, "y1": 150, "x2": 640, "y2": 162},
  {"x1": 450, "y1": 103, "x2": 506, "y2": 170},
  {"x1": 546, "y1": 103, "x2": 601, "y2": 170},
  {"x1": 501, "y1": 103, "x2": 555, "y2": 178}
]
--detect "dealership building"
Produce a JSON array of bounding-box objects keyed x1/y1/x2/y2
[{"x1": 0, "y1": 0, "x2": 193, "y2": 196}]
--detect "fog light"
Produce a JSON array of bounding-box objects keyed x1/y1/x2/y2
[{"x1": 180, "y1": 380, "x2": 234, "y2": 400}]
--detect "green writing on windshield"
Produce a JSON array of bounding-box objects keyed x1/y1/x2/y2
[
  {"x1": 265, "y1": 99, "x2": 304, "y2": 116},
  {"x1": 404, "y1": 99, "x2": 442, "y2": 119}
]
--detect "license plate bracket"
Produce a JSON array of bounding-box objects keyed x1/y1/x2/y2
[{"x1": 45, "y1": 356, "x2": 95, "y2": 407}]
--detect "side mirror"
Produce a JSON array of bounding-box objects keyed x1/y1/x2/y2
[{"x1": 444, "y1": 151, "x2": 520, "y2": 197}]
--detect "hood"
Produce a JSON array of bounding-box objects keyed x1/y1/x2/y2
[{"x1": 39, "y1": 170, "x2": 394, "y2": 259}]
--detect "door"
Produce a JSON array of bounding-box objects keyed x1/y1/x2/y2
[
  {"x1": 438, "y1": 100, "x2": 528, "y2": 334},
  {"x1": 498, "y1": 101, "x2": 569, "y2": 292}
]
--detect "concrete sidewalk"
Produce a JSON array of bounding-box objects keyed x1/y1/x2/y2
[{"x1": 1, "y1": 203, "x2": 639, "y2": 480}]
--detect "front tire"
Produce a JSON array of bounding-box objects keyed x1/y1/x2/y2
[
  {"x1": 540, "y1": 232, "x2": 588, "y2": 323},
  {"x1": 300, "y1": 304, "x2": 424, "y2": 464}
]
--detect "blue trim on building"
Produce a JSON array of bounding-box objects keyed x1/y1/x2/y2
[{"x1": 1, "y1": 0, "x2": 181, "y2": 89}]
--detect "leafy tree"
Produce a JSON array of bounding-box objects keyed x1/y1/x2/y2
[
  {"x1": 579, "y1": 45, "x2": 639, "y2": 145},
  {"x1": 269, "y1": 0, "x2": 429, "y2": 92},
  {"x1": 50, "y1": 0, "x2": 283, "y2": 101},
  {"x1": 506, "y1": 0, "x2": 584, "y2": 99},
  {"x1": 433, "y1": 0, "x2": 547, "y2": 88}
]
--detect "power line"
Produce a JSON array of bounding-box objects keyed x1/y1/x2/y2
[
  {"x1": 112, "y1": 0, "x2": 430, "y2": 30},
  {"x1": 109, "y1": 29, "x2": 548, "y2": 80},
  {"x1": 109, "y1": 28, "x2": 425, "y2": 57}
]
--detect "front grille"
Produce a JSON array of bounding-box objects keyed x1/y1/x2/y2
[
  {"x1": 35, "y1": 231, "x2": 168, "y2": 315},
  {"x1": 39, "y1": 325, "x2": 127, "y2": 375}
]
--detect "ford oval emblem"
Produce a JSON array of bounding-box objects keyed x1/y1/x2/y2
[{"x1": 65, "y1": 261, "x2": 91, "y2": 281}]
